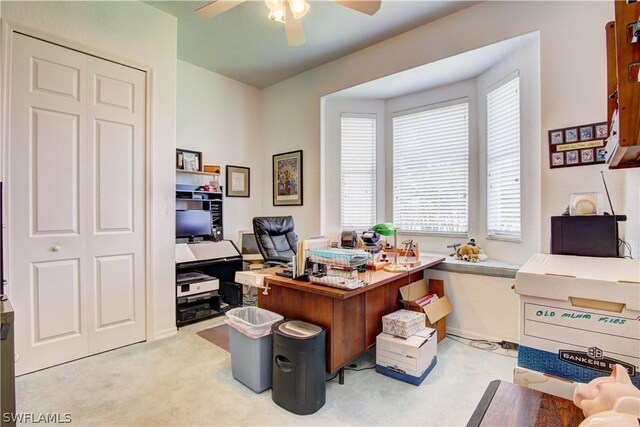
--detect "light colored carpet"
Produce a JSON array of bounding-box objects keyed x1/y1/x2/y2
[{"x1": 15, "y1": 317, "x2": 517, "y2": 426}]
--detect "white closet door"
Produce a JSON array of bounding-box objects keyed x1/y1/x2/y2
[
  {"x1": 8, "y1": 33, "x2": 146, "y2": 375},
  {"x1": 85, "y1": 57, "x2": 146, "y2": 353}
]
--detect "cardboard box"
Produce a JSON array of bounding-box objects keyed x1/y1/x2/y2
[
  {"x1": 377, "y1": 328, "x2": 436, "y2": 376},
  {"x1": 515, "y1": 254, "x2": 640, "y2": 388},
  {"x1": 376, "y1": 328, "x2": 437, "y2": 385},
  {"x1": 513, "y1": 366, "x2": 577, "y2": 401},
  {"x1": 399, "y1": 279, "x2": 452, "y2": 342},
  {"x1": 381, "y1": 309, "x2": 426, "y2": 338}
]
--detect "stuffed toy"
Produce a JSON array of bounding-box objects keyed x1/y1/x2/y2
[{"x1": 454, "y1": 239, "x2": 487, "y2": 262}]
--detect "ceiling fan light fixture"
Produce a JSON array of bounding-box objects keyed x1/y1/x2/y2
[
  {"x1": 288, "y1": 0, "x2": 309, "y2": 19},
  {"x1": 264, "y1": 0, "x2": 281, "y2": 10},
  {"x1": 267, "y1": 3, "x2": 286, "y2": 23}
]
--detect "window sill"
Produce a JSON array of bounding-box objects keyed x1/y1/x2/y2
[
  {"x1": 486, "y1": 235, "x2": 522, "y2": 243},
  {"x1": 397, "y1": 231, "x2": 468, "y2": 239},
  {"x1": 424, "y1": 251, "x2": 521, "y2": 279}
]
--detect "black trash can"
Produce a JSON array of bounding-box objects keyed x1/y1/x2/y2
[{"x1": 271, "y1": 320, "x2": 326, "y2": 415}]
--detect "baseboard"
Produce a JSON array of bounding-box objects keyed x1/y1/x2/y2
[
  {"x1": 447, "y1": 327, "x2": 516, "y2": 345},
  {"x1": 152, "y1": 326, "x2": 178, "y2": 341}
]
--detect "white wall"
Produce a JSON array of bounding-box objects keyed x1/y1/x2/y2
[
  {"x1": 427, "y1": 270, "x2": 520, "y2": 343},
  {"x1": 321, "y1": 98, "x2": 386, "y2": 238},
  {"x1": 623, "y1": 169, "x2": 640, "y2": 258},
  {"x1": 177, "y1": 60, "x2": 263, "y2": 242},
  {"x1": 0, "y1": 1, "x2": 178, "y2": 339},
  {"x1": 261, "y1": 1, "x2": 640, "y2": 258}
]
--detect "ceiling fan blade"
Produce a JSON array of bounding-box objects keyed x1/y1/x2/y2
[
  {"x1": 285, "y1": 4, "x2": 305, "y2": 46},
  {"x1": 196, "y1": 0, "x2": 246, "y2": 18},
  {"x1": 334, "y1": 0, "x2": 381, "y2": 16}
]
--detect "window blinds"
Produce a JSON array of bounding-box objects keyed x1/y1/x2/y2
[
  {"x1": 340, "y1": 114, "x2": 376, "y2": 230},
  {"x1": 392, "y1": 100, "x2": 469, "y2": 234},
  {"x1": 486, "y1": 75, "x2": 521, "y2": 240}
]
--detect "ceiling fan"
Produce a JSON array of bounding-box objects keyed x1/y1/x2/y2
[{"x1": 196, "y1": 0, "x2": 382, "y2": 46}]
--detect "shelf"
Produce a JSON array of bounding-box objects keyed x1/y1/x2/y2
[
  {"x1": 176, "y1": 310, "x2": 224, "y2": 326},
  {"x1": 176, "y1": 169, "x2": 217, "y2": 176},
  {"x1": 606, "y1": 1, "x2": 640, "y2": 168}
]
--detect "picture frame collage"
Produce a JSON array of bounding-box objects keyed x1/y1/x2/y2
[{"x1": 548, "y1": 122, "x2": 608, "y2": 169}]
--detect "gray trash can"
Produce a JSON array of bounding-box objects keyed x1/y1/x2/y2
[
  {"x1": 226, "y1": 307, "x2": 283, "y2": 393},
  {"x1": 272, "y1": 320, "x2": 326, "y2": 415}
]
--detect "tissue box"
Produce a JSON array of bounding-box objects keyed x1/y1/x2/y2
[{"x1": 382, "y1": 309, "x2": 425, "y2": 338}]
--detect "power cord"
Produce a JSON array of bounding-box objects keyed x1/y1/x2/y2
[
  {"x1": 326, "y1": 363, "x2": 376, "y2": 382},
  {"x1": 446, "y1": 333, "x2": 518, "y2": 359},
  {"x1": 619, "y1": 238, "x2": 633, "y2": 259},
  {"x1": 345, "y1": 363, "x2": 375, "y2": 372}
]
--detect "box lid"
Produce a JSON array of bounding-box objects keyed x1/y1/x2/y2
[
  {"x1": 399, "y1": 279, "x2": 428, "y2": 302},
  {"x1": 382, "y1": 309, "x2": 425, "y2": 325},
  {"x1": 423, "y1": 296, "x2": 452, "y2": 324},
  {"x1": 515, "y1": 254, "x2": 640, "y2": 310},
  {"x1": 377, "y1": 327, "x2": 436, "y2": 349}
]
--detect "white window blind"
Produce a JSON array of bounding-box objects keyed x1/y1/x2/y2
[
  {"x1": 392, "y1": 100, "x2": 469, "y2": 234},
  {"x1": 341, "y1": 114, "x2": 376, "y2": 230},
  {"x1": 486, "y1": 75, "x2": 521, "y2": 240}
]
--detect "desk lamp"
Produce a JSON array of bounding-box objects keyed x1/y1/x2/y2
[{"x1": 371, "y1": 223, "x2": 407, "y2": 273}]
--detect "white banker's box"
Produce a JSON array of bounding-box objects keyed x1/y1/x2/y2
[
  {"x1": 376, "y1": 327, "x2": 437, "y2": 385},
  {"x1": 515, "y1": 254, "x2": 640, "y2": 387}
]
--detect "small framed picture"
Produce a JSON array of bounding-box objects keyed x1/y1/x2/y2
[
  {"x1": 176, "y1": 148, "x2": 202, "y2": 172},
  {"x1": 550, "y1": 131, "x2": 564, "y2": 145},
  {"x1": 551, "y1": 152, "x2": 564, "y2": 166},
  {"x1": 581, "y1": 148, "x2": 594, "y2": 163},
  {"x1": 225, "y1": 165, "x2": 250, "y2": 197},
  {"x1": 566, "y1": 150, "x2": 579, "y2": 165},
  {"x1": 596, "y1": 147, "x2": 607, "y2": 162},
  {"x1": 579, "y1": 126, "x2": 594, "y2": 141},
  {"x1": 565, "y1": 128, "x2": 578, "y2": 143},
  {"x1": 595, "y1": 123, "x2": 608, "y2": 139}
]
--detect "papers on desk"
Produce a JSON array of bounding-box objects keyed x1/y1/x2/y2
[
  {"x1": 308, "y1": 248, "x2": 370, "y2": 267},
  {"x1": 297, "y1": 238, "x2": 330, "y2": 275}
]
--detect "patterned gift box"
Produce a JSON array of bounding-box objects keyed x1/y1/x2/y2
[{"x1": 382, "y1": 309, "x2": 426, "y2": 338}]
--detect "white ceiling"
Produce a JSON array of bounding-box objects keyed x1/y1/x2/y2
[
  {"x1": 145, "y1": 0, "x2": 478, "y2": 88},
  {"x1": 328, "y1": 32, "x2": 537, "y2": 100}
]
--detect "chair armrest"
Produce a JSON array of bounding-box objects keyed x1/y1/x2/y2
[{"x1": 265, "y1": 256, "x2": 292, "y2": 267}]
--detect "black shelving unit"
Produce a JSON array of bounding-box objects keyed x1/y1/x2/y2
[
  {"x1": 176, "y1": 184, "x2": 223, "y2": 241},
  {"x1": 175, "y1": 241, "x2": 243, "y2": 327}
]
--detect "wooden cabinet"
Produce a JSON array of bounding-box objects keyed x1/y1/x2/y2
[{"x1": 606, "y1": 0, "x2": 640, "y2": 168}]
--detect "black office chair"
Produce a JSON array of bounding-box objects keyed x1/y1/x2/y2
[{"x1": 252, "y1": 216, "x2": 298, "y2": 267}]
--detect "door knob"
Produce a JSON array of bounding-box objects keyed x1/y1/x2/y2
[{"x1": 50, "y1": 245, "x2": 61, "y2": 252}]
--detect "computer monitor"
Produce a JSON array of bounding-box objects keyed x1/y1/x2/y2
[
  {"x1": 176, "y1": 210, "x2": 211, "y2": 242},
  {"x1": 237, "y1": 230, "x2": 263, "y2": 262}
]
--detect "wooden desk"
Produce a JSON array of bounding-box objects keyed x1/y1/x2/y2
[
  {"x1": 258, "y1": 256, "x2": 444, "y2": 374},
  {"x1": 467, "y1": 380, "x2": 585, "y2": 427}
]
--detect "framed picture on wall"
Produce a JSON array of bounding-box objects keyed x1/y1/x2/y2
[
  {"x1": 548, "y1": 122, "x2": 607, "y2": 168},
  {"x1": 273, "y1": 150, "x2": 303, "y2": 206},
  {"x1": 176, "y1": 148, "x2": 202, "y2": 172},
  {"x1": 225, "y1": 165, "x2": 250, "y2": 197}
]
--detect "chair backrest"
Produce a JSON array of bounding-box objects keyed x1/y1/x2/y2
[{"x1": 252, "y1": 216, "x2": 298, "y2": 262}]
